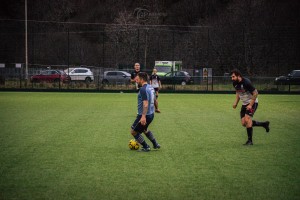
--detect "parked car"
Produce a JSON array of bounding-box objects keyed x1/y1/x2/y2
[
  {"x1": 30, "y1": 70, "x2": 70, "y2": 83},
  {"x1": 65, "y1": 67, "x2": 94, "y2": 83},
  {"x1": 102, "y1": 71, "x2": 131, "y2": 85},
  {"x1": 160, "y1": 71, "x2": 192, "y2": 85},
  {"x1": 275, "y1": 70, "x2": 300, "y2": 85}
]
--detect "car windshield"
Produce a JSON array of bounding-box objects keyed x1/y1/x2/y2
[
  {"x1": 155, "y1": 66, "x2": 171, "y2": 73},
  {"x1": 121, "y1": 71, "x2": 131, "y2": 76},
  {"x1": 41, "y1": 71, "x2": 48, "y2": 75},
  {"x1": 182, "y1": 71, "x2": 189, "y2": 76},
  {"x1": 165, "y1": 72, "x2": 173, "y2": 77},
  {"x1": 58, "y1": 70, "x2": 67, "y2": 75},
  {"x1": 290, "y1": 71, "x2": 300, "y2": 76},
  {"x1": 64, "y1": 68, "x2": 75, "y2": 73}
]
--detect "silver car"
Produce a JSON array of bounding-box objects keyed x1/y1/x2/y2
[{"x1": 102, "y1": 71, "x2": 131, "y2": 85}]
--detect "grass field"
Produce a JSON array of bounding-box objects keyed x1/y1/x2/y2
[{"x1": 0, "y1": 92, "x2": 299, "y2": 200}]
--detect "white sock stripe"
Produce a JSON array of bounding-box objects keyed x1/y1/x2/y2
[{"x1": 136, "y1": 134, "x2": 145, "y2": 144}]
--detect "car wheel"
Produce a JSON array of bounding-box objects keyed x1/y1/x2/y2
[
  {"x1": 31, "y1": 79, "x2": 38, "y2": 83},
  {"x1": 85, "y1": 77, "x2": 92, "y2": 83},
  {"x1": 181, "y1": 81, "x2": 186, "y2": 86},
  {"x1": 102, "y1": 79, "x2": 109, "y2": 85}
]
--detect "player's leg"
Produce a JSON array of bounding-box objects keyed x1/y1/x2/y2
[
  {"x1": 244, "y1": 114, "x2": 253, "y2": 145},
  {"x1": 240, "y1": 105, "x2": 253, "y2": 145},
  {"x1": 252, "y1": 104, "x2": 270, "y2": 132},
  {"x1": 142, "y1": 114, "x2": 160, "y2": 149},
  {"x1": 154, "y1": 88, "x2": 161, "y2": 113},
  {"x1": 144, "y1": 130, "x2": 160, "y2": 149},
  {"x1": 131, "y1": 129, "x2": 150, "y2": 151},
  {"x1": 244, "y1": 103, "x2": 263, "y2": 145},
  {"x1": 253, "y1": 120, "x2": 270, "y2": 132},
  {"x1": 131, "y1": 115, "x2": 150, "y2": 151},
  {"x1": 154, "y1": 99, "x2": 160, "y2": 113},
  {"x1": 240, "y1": 105, "x2": 247, "y2": 126}
]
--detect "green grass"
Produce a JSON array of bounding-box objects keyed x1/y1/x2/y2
[{"x1": 0, "y1": 92, "x2": 299, "y2": 200}]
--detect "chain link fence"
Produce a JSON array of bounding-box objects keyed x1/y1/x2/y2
[{"x1": 0, "y1": 66, "x2": 299, "y2": 93}]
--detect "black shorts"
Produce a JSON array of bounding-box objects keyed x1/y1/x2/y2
[
  {"x1": 240, "y1": 103, "x2": 258, "y2": 118},
  {"x1": 131, "y1": 114, "x2": 154, "y2": 133},
  {"x1": 154, "y1": 88, "x2": 159, "y2": 92}
]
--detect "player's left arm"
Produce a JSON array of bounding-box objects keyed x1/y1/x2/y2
[
  {"x1": 247, "y1": 89, "x2": 258, "y2": 110},
  {"x1": 130, "y1": 73, "x2": 136, "y2": 83},
  {"x1": 140, "y1": 100, "x2": 148, "y2": 125},
  {"x1": 233, "y1": 92, "x2": 240, "y2": 109},
  {"x1": 244, "y1": 79, "x2": 258, "y2": 110},
  {"x1": 139, "y1": 88, "x2": 148, "y2": 125},
  {"x1": 158, "y1": 76, "x2": 162, "y2": 88}
]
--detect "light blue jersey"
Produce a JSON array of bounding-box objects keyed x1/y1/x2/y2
[{"x1": 137, "y1": 84, "x2": 155, "y2": 115}]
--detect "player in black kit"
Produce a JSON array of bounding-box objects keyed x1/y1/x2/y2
[
  {"x1": 150, "y1": 68, "x2": 161, "y2": 113},
  {"x1": 231, "y1": 69, "x2": 270, "y2": 145},
  {"x1": 131, "y1": 63, "x2": 141, "y2": 91}
]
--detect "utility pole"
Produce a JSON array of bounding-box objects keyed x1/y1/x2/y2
[
  {"x1": 25, "y1": 0, "x2": 28, "y2": 81},
  {"x1": 144, "y1": 29, "x2": 149, "y2": 70}
]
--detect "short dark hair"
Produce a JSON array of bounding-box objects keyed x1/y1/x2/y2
[
  {"x1": 231, "y1": 68, "x2": 243, "y2": 77},
  {"x1": 137, "y1": 72, "x2": 148, "y2": 81}
]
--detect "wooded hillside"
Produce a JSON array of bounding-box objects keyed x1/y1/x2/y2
[{"x1": 0, "y1": 0, "x2": 299, "y2": 75}]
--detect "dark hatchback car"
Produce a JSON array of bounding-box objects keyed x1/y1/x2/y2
[
  {"x1": 160, "y1": 71, "x2": 192, "y2": 85},
  {"x1": 30, "y1": 70, "x2": 70, "y2": 83},
  {"x1": 275, "y1": 70, "x2": 300, "y2": 85}
]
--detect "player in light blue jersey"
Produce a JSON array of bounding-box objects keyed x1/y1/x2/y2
[{"x1": 130, "y1": 72, "x2": 160, "y2": 152}]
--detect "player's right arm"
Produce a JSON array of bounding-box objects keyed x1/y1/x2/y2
[
  {"x1": 130, "y1": 73, "x2": 136, "y2": 83},
  {"x1": 138, "y1": 99, "x2": 148, "y2": 125},
  {"x1": 138, "y1": 86, "x2": 148, "y2": 125},
  {"x1": 157, "y1": 76, "x2": 162, "y2": 88},
  {"x1": 233, "y1": 92, "x2": 240, "y2": 109}
]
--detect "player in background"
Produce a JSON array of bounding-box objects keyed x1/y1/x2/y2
[
  {"x1": 231, "y1": 69, "x2": 270, "y2": 145},
  {"x1": 150, "y1": 68, "x2": 161, "y2": 113},
  {"x1": 130, "y1": 72, "x2": 161, "y2": 151},
  {"x1": 131, "y1": 63, "x2": 141, "y2": 91}
]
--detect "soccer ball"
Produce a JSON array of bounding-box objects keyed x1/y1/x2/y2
[{"x1": 128, "y1": 139, "x2": 140, "y2": 150}]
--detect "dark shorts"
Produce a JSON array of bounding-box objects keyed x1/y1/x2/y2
[
  {"x1": 240, "y1": 103, "x2": 258, "y2": 118},
  {"x1": 131, "y1": 114, "x2": 154, "y2": 133},
  {"x1": 154, "y1": 88, "x2": 159, "y2": 92}
]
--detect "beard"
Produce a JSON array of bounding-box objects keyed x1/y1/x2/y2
[{"x1": 232, "y1": 80, "x2": 239, "y2": 85}]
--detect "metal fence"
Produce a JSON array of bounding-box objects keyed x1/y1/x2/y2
[{"x1": 0, "y1": 67, "x2": 299, "y2": 93}]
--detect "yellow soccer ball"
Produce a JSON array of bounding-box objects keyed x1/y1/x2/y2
[{"x1": 128, "y1": 139, "x2": 140, "y2": 150}]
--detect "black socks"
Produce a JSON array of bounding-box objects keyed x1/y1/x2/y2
[
  {"x1": 247, "y1": 127, "x2": 253, "y2": 142},
  {"x1": 253, "y1": 120, "x2": 265, "y2": 127},
  {"x1": 145, "y1": 131, "x2": 158, "y2": 147}
]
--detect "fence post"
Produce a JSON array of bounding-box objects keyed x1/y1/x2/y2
[
  {"x1": 211, "y1": 75, "x2": 214, "y2": 91},
  {"x1": 20, "y1": 67, "x2": 22, "y2": 88},
  {"x1": 206, "y1": 75, "x2": 208, "y2": 91},
  {"x1": 59, "y1": 75, "x2": 61, "y2": 90},
  {"x1": 172, "y1": 31, "x2": 175, "y2": 64},
  {"x1": 67, "y1": 28, "x2": 70, "y2": 89},
  {"x1": 137, "y1": 28, "x2": 140, "y2": 62}
]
